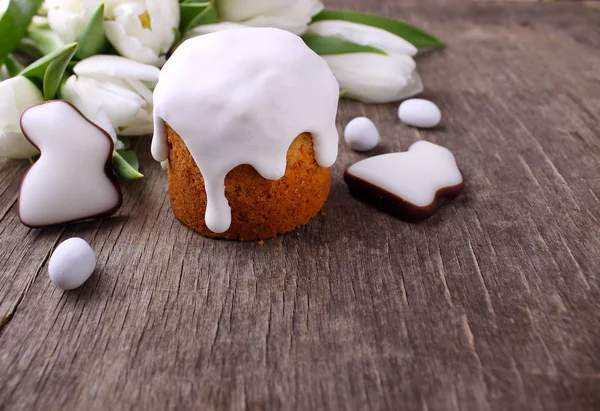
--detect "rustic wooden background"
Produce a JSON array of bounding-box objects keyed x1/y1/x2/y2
[{"x1": 1, "y1": 0, "x2": 599, "y2": 410}]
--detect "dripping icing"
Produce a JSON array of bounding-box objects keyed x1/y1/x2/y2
[{"x1": 152, "y1": 28, "x2": 340, "y2": 233}]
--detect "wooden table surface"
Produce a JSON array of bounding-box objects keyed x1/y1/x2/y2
[{"x1": 1, "y1": 0, "x2": 599, "y2": 410}]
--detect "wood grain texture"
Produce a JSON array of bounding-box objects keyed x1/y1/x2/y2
[{"x1": 1, "y1": 1, "x2": 599, "y2": 410}]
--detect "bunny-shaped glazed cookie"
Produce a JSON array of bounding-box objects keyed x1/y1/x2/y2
[
  {"x1": 344, "y1": 141, "x2": 464, "y2": 222},
  {"x1": 18, "y1": 101, "x2": 122, "y2": 228}
]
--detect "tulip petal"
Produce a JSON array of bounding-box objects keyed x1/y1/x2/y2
[
  {"x1": 0, "y1": 76, "x2": 43, "y2": 158},
  {"x1": 60, "y1": 74, "x2": 118, "y2": 141},
  {"x1": 242, "y1": 15, "x2": 309, "y2": 36},
  {"x1": 74, "y1": 76, "x2": 145, "y2": 128},
  {"x1": 323, "y1": 53, "x2": 421, "y2": 103},
  {"x1": 242, "y1": 0, "x2": 324, "y2": 35},
  {"x1": 62, "y1": 53, "x2": 159, "y2": 140},
  {"x1": 73, "y1": 55, "x2": 160, "y2": 83},
  {"x1": 125, "y1": 78, "x2": 153, "y2": 104},
  {"x1": 105, "y1": 20, "x2": 164, "y2": 66},
  {"x1": 103, "y1": 1, "x2": 179, "y2": 67},
  {"x1": 48, "y1": 0, "x2": 179, "y2": 66},
  {"x1": 307, "y1": 20, "x2": 417, "y2": 56},
  {"x1": 118, "y1": 106, "x2": 153, "y2": 136},
  {"x1": 0, "y1": 130, "x2": 40, "y2": 159},
  {"x1": 111, "y1": 3, "x2": 157, "y2": 50},
  {"x1": 216, "y1": 0, "x2": 298, "y2": 22},
  {"x1": 398, "y1": 71, "x2": 424, "y2": 101},
  {"x1": 47, "y1": 8, "x2": 87, "y2": 43},
  {"x1": 187, "y1": 22, "x2": 247, "y2": 37},
  {"x1": 143, "y1": 0, "x2": 180, "y2": 49}
]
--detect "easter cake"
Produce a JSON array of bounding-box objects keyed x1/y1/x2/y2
[{"x1": 152, "y1": 27, "x2": 340, "y2": 240}]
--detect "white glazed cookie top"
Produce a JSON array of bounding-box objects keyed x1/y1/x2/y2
[
  {"x1": 346, "y1": 141, "x2": 463, "y2": 207},
  {"x1": 19, "y1": 101, "x2": 121, "y2": 227},
  {"x1": 152, "y1": 27, "x2": 340, "y2": 234}
]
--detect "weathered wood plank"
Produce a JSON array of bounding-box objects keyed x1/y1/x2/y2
[{"x1": 1, "y1": 1, "x2": 599, "y2": 410}]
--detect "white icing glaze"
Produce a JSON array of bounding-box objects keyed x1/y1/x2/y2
[
  {"x1": 346, "y1": 141, "x2": 463, "y2": 207},
  {"x1": 152, "y1": 27, "x2": 340, "y2": 233},
  {"x1": 19, "y1": 101, "x2": 121, "y2": 227}
]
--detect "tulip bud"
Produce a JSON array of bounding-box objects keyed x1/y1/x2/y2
[
  {"x1": 104, "y1": 0, "x2": 180, "y2": 66},
  {"x1": 321, "y1": 53, "x2": 423, "y2": 104},
  {"x1": 47, "y1": 0, "x2": 180, "y2": 66},
  {"x1": 308, "y1": 20, "x2": 418, "y2": 57},
  {"x1": 0, "y1": 76, "x2": 44, "y2": 159},
  {"x1": 0, "y1": 0, "x2": 8, "y2": 15},
  {"x1": 215, "y1": 0, "x2": 323, "y2": 35},
  {"x1": 186, "y1": 22, "x2": 247, "y2": 39},
  {"x1": 307, "y1": 20, "x2": 423, "y2": 103},
  {"x1": 60, "y1": 55, "x2": 160, "y2": 143}
]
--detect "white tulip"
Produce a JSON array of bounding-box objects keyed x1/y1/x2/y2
[
  {"x1": 187, "y1": 22, "x2": 247, "y2": 38},
  {"x1": 46, "y1": 0, "x2": 92, "y2": 44},
  {"x1": 104, "y1": 0, "x2": 180, "y2": 66},
  {"x1": 216, "y1": 0, "x2": 323, "y2": 35},
  {"x1": 307, "y1": 20, "x2": 423, "y2": 103},
  {"x1": 47, "y1": 0, "x2": 180, "y2": 66},
  {"x1": 308, "y1": 20, "x2": 418, "y2": 57},
  {"x1": 323, "y1": 53, "x2": 423, "y2": 104},
  {"x1": 61, "y1": 55, "x2": 160, "y2": 144},
  {"x1": 0, "y1": 76, "x2": 44, "y2": 159}
]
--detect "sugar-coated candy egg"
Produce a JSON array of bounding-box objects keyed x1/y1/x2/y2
[
  {"x1": 344, "y1": 117, "x2": 380, "y2": 152},
  {"x1": 48, "y1": 238, "x2": 96, "y2": 290},
  {"x1": 398, "y1": 99, "x2": 442, "y2": 129}
]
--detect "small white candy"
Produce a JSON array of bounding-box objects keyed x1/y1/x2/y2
[
  {"x1": 398, "y1": 99, "x2": 442, "y2": 129},
  {"x1": 344, "y1": 117, "x2": 380, "y2": 152},
  {"x1": 48, "y1": 238, "x2": 96, "y2": 290}
]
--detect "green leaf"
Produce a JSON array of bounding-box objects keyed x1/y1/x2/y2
[
  {"x1": 193, "y1": 3, "x2": 218, "y2": 26},
  {"x1": 4, "y1": 54, "x2": 24, "y2": 77},
  {"x1": 66, "y1": 60, "x2": 77, "y2": 71},
  {"x1": 28, "y1": 17, "x2": 50, "y2": 30},
  {"x1": 75, "y1": 3, "x2": 108, "y2": 60},
  {"x1": 119, "y1": 136, "x2": 132, "y2": 150},
  {"x1": 43, "y1": 49, "x2": 77, "y2": 99},
  {"x1": 17, "y1": 37, "x2": 43, "y2": 60},
  {"x1": 172, "y1": 26, "x2": 182, "y2": 46},
  {"x1": 36, "y1": 2, "x2": 48, "y2": 17},
  {"x1": 0, "y1": 0, "x2": 45, "y2": 66},
  {"x1": 20, "y1": 42, "x2": 78, "y2": 99},
  {"x1": 117, "y1": 149, "x2": 139, "y2": 171},
  {"x1": 180, "y1": 2, "x2": 209, "y2": 31},
  {"x1": 339, "y1": 89, "x2": 349, "y2": 99},
  {"x1": 302, "y1": 34, "x2": 386, "y2": 56},
  {"x1": 312, "y1": 9, "x2": 445, "y2": 49},
  {"x1": 180, "y1": 2, "x2": 218, "y2": 33},
  {"x1": 180, "y1": 0, "x2": 212, "y2": 4},
  {"x1": 28, "y1": 28, "x2": 65, "y2": 55},
  {"x1": 20, "y1": 43, "x2": 77, "y2": 80},
  {"x1": 113, "y1": 150, "x2": 144, "y2": 180}
]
